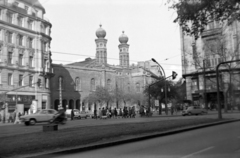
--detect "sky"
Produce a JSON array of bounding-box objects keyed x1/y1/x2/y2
[{"x1": 39, "y1": 0, "x2": 182, "y2": 79}]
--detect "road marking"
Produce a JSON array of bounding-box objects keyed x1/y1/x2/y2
[{"x1": 181, "y1": 146, "x2": 214, "y2": 158}]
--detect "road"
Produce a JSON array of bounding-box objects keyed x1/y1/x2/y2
[
  {"x1": 0, "y1": 111, "x2": 239, "y2": 138},
  {"x1": 54, "y1": 121, "x2": 240, "y2": 158}
]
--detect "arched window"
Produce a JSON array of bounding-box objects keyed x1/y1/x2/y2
[
  {"x1": 75, "y1": 77, "x2": 81, "y2": 91},
  {"x1": 107, "y1": 79, "x2": 111, "y2": 91},
  {"x1": 91, "y1": 78, "x2": 95, "y2": 91},
  {"x1": 136, "y1": 83, "x2": 140, "y2": 93}
]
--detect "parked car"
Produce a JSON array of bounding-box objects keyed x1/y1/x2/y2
[
  {"x1": 182, "y1": 106, "x2": 207, "y2": 116},
  {"x1": 66, "y1": 109, "x2": 80, "y2": 118},
  {"x1": 20, "y1": 109, "x2": 58, "y2": 126},
  {"x1": 77, "y1": 111, "x2": 91, "y2": 119},
  {"x1": 66, "y1": 109, "x2": 92, "y2": 119}
]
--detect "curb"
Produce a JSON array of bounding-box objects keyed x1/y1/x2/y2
[{"x1": 22, "y1": 118, "x2": 240, "y2": 158}]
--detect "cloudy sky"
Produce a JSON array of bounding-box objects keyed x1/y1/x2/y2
[{"x1": 39, "y1": 0, "x2": 182, "y2": 78}]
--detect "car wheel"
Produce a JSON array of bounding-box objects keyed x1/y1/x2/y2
[
  {"x1": 29, "y1": 119, "x2": 36, "y2": 125},
  {"x1": 25, "y1": 122, "x2": 30, "y2": 126},
  {"x1": 79, "y1": 116, "x2": 81, "y2": 119}
]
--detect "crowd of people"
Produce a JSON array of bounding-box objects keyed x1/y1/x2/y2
[
  {"x1": 0, "y1": 110, "x2": 23, "y2": 124},
  {"x1": 93, "y1": 106, "x2": 136, "y2": 119}
]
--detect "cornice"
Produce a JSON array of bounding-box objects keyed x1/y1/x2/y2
[{"x1": 0, "y1": 20, "x2": 52, "y2": 40}]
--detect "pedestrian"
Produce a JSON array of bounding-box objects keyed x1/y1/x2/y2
[
  {"x1": 98, "y1": 108, "x2": 102, "y2": 119},
  {"x1": 114, "y1": 108, "x2": 118, "y2": 118},
  {"x1": 14, "y1": 112, "x2": 21, "y2": 124},
  {"x1": 9, "y1": 112, "x2": 14, "y2": 123},
  {"x1": 171, "y1": 106, "x2": 174, "y2": 115},
  {"x1": 71, "y1": 109, "x2": 75, "y2": 120},
  {"x1": 101, "y1": 107, "x2": 107, "y2": 119},
  {"x1": 119, "y1": 108, "x2": 123, "y2": 118}
]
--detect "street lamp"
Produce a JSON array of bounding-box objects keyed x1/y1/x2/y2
[{"x1": 151, "y1": 58, "x2": 168, "y2": 115}]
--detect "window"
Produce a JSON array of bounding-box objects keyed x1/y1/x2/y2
[
  {"x1": 0, "y1": 71, "x2": 1, "y2": 84},
  {"x1": 17, "y1": 16, "x2": 23, "y2": 27},
  {"x1": 0, "y1": 9, "x2": 2, "y2": 20},
  {"x1": 0, "y1": 46, "x2": 2, "y2": 62},
  {"x1": 28, "y1": 20, "x2": 33, "y2": 30},
  {"x1": 29, "y1": 76, "x2": 33, "y2": 87},
  {"x1": 8, "y1": 52, "x2": 12, "y2": 64},
  {"x1": 90, "y1": 78, "x2": 95, "y2": 91},
  {"x1": 27, "y1": 38, "x2": 33, "y2": 48},
  {"x1": 6, "y1": 12, "x2": 13, "y2": 24},
  {"x1": 0, "y1": 29, "x2": 2, "y2": 40},
  {"x1": 42, "y1": 42, "x2": 46, "y2": 51},
  {"x1": 14, "y1": 2, "x2": 19, "y2": 6},
  {"x1": 41, "y1": 24, "x2": 46, "y2": 33},
  {"x1": 25, "y1": 6, "x2": 29, "y2": 11},
  {"x1": 107, "y1": 79, "x2": 111, "y2": 91},
  {"x1": 18, "y1": 35, "x2": 23, "y2": 46},
  {"x1": 45, "y1": 78, "x2": 49, "y2": 88},
  {"x1": 29, "y1": 56, "x2": 33, "y2": 67},
  {"x1": 19, "y1": 54, "x2": 23, "y2": 66},
  {"x1": 136, "y1": 83, "x2": 140, "y2": 93},
  {"x1": 19, "y1": 75, "x2": 23, "y2": 86},
  {"x1": 6, "y1": 32, "x2": 13, "y2": 43},
  {"x1": 8, "y1": 73, "x2": 13, "y2": 85},
  {"x1": 75, "y1": 77, "x2": 81, "y2": 91}
]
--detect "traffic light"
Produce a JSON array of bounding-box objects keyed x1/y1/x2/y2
[
  {"x1": 172, "y1": 71, "x2": 178, "y2": 80},
  {"x1": 37, "y1": 78, "x2": 41, "y2": 87}
]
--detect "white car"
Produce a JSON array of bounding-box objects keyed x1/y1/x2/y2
[
  {"x1": 20, "y1": 109, "x2": 58, "y2": 126},
  {"x1": 182, "y1": 106, "x2": 207, "y2": 116},
  {"x1": 75, "y1": 111, "x2": 90, "y2": 119}
]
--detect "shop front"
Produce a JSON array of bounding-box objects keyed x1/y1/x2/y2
[{"x1": 6, "y1": 95, "x2": 35, "y2": 113}]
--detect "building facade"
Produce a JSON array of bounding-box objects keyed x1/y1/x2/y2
[
  {"x1": 50, "y1": 25, "x2": 160, "y2": 112},
  {"x1": 0, "y1": 0, "x2": 53, "y2": 115},
  {"x1": 181, "y1": 20, "x2": 240, "y2": 109}
]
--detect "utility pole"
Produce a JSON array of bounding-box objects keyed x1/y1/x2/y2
[
  {"x1": 203, "y1": 60, "x2": 207, "y2": 110},
  {"x1": 59, "y1": 77, "x2": 62, "y2": 109}
]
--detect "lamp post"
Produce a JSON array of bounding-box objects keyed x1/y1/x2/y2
[{"x1": 151, "y1": 58, "x2": 168, "y2": 115}]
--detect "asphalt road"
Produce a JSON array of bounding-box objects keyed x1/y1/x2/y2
[
  {"x1": 0, "y1": 111, "x2": 239, "y2": 138},
  {"x1": 54, "y1": 121, "x2": 240, "y2": 158}
]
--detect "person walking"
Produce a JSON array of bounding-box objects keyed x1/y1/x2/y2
[
  {"x1": 14, "y1": 112, "x2": 21, "y2": 124},
  {"x1": 71, "y1": 109, "x2": 75, "y2": 120},
  {"x1": 98, "y1": 108, "x2": 102, "y2": 119},
  {"x1": 119, "y1": 108, "x2": 123, "y2": 118},
  {"x1": 114, "y1": 108, "x2": 118, "y2": 118}
]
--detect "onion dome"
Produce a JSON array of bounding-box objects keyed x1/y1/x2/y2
[
  {"x1": 96, "y1": 24, "x2": 106, "y2": 38},
  {"x1": 119, "y1": 31, "x2": 128, "y2": 44}
]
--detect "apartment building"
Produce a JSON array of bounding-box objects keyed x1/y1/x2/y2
[{"x1": 0, "y1": 0, "x2": 53, "y2": 114}]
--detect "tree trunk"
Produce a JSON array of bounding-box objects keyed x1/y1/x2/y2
[
  {"x1": 158, "y1": 99, "x2": 162, "y2": 115},
  {"x1": 224, "y1": 92, "x2": 228, "y2": 112}
]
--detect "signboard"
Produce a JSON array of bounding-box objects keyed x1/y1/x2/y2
[{"x1": 7, "y1": 95, "x2": 35, "y2": 111}]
